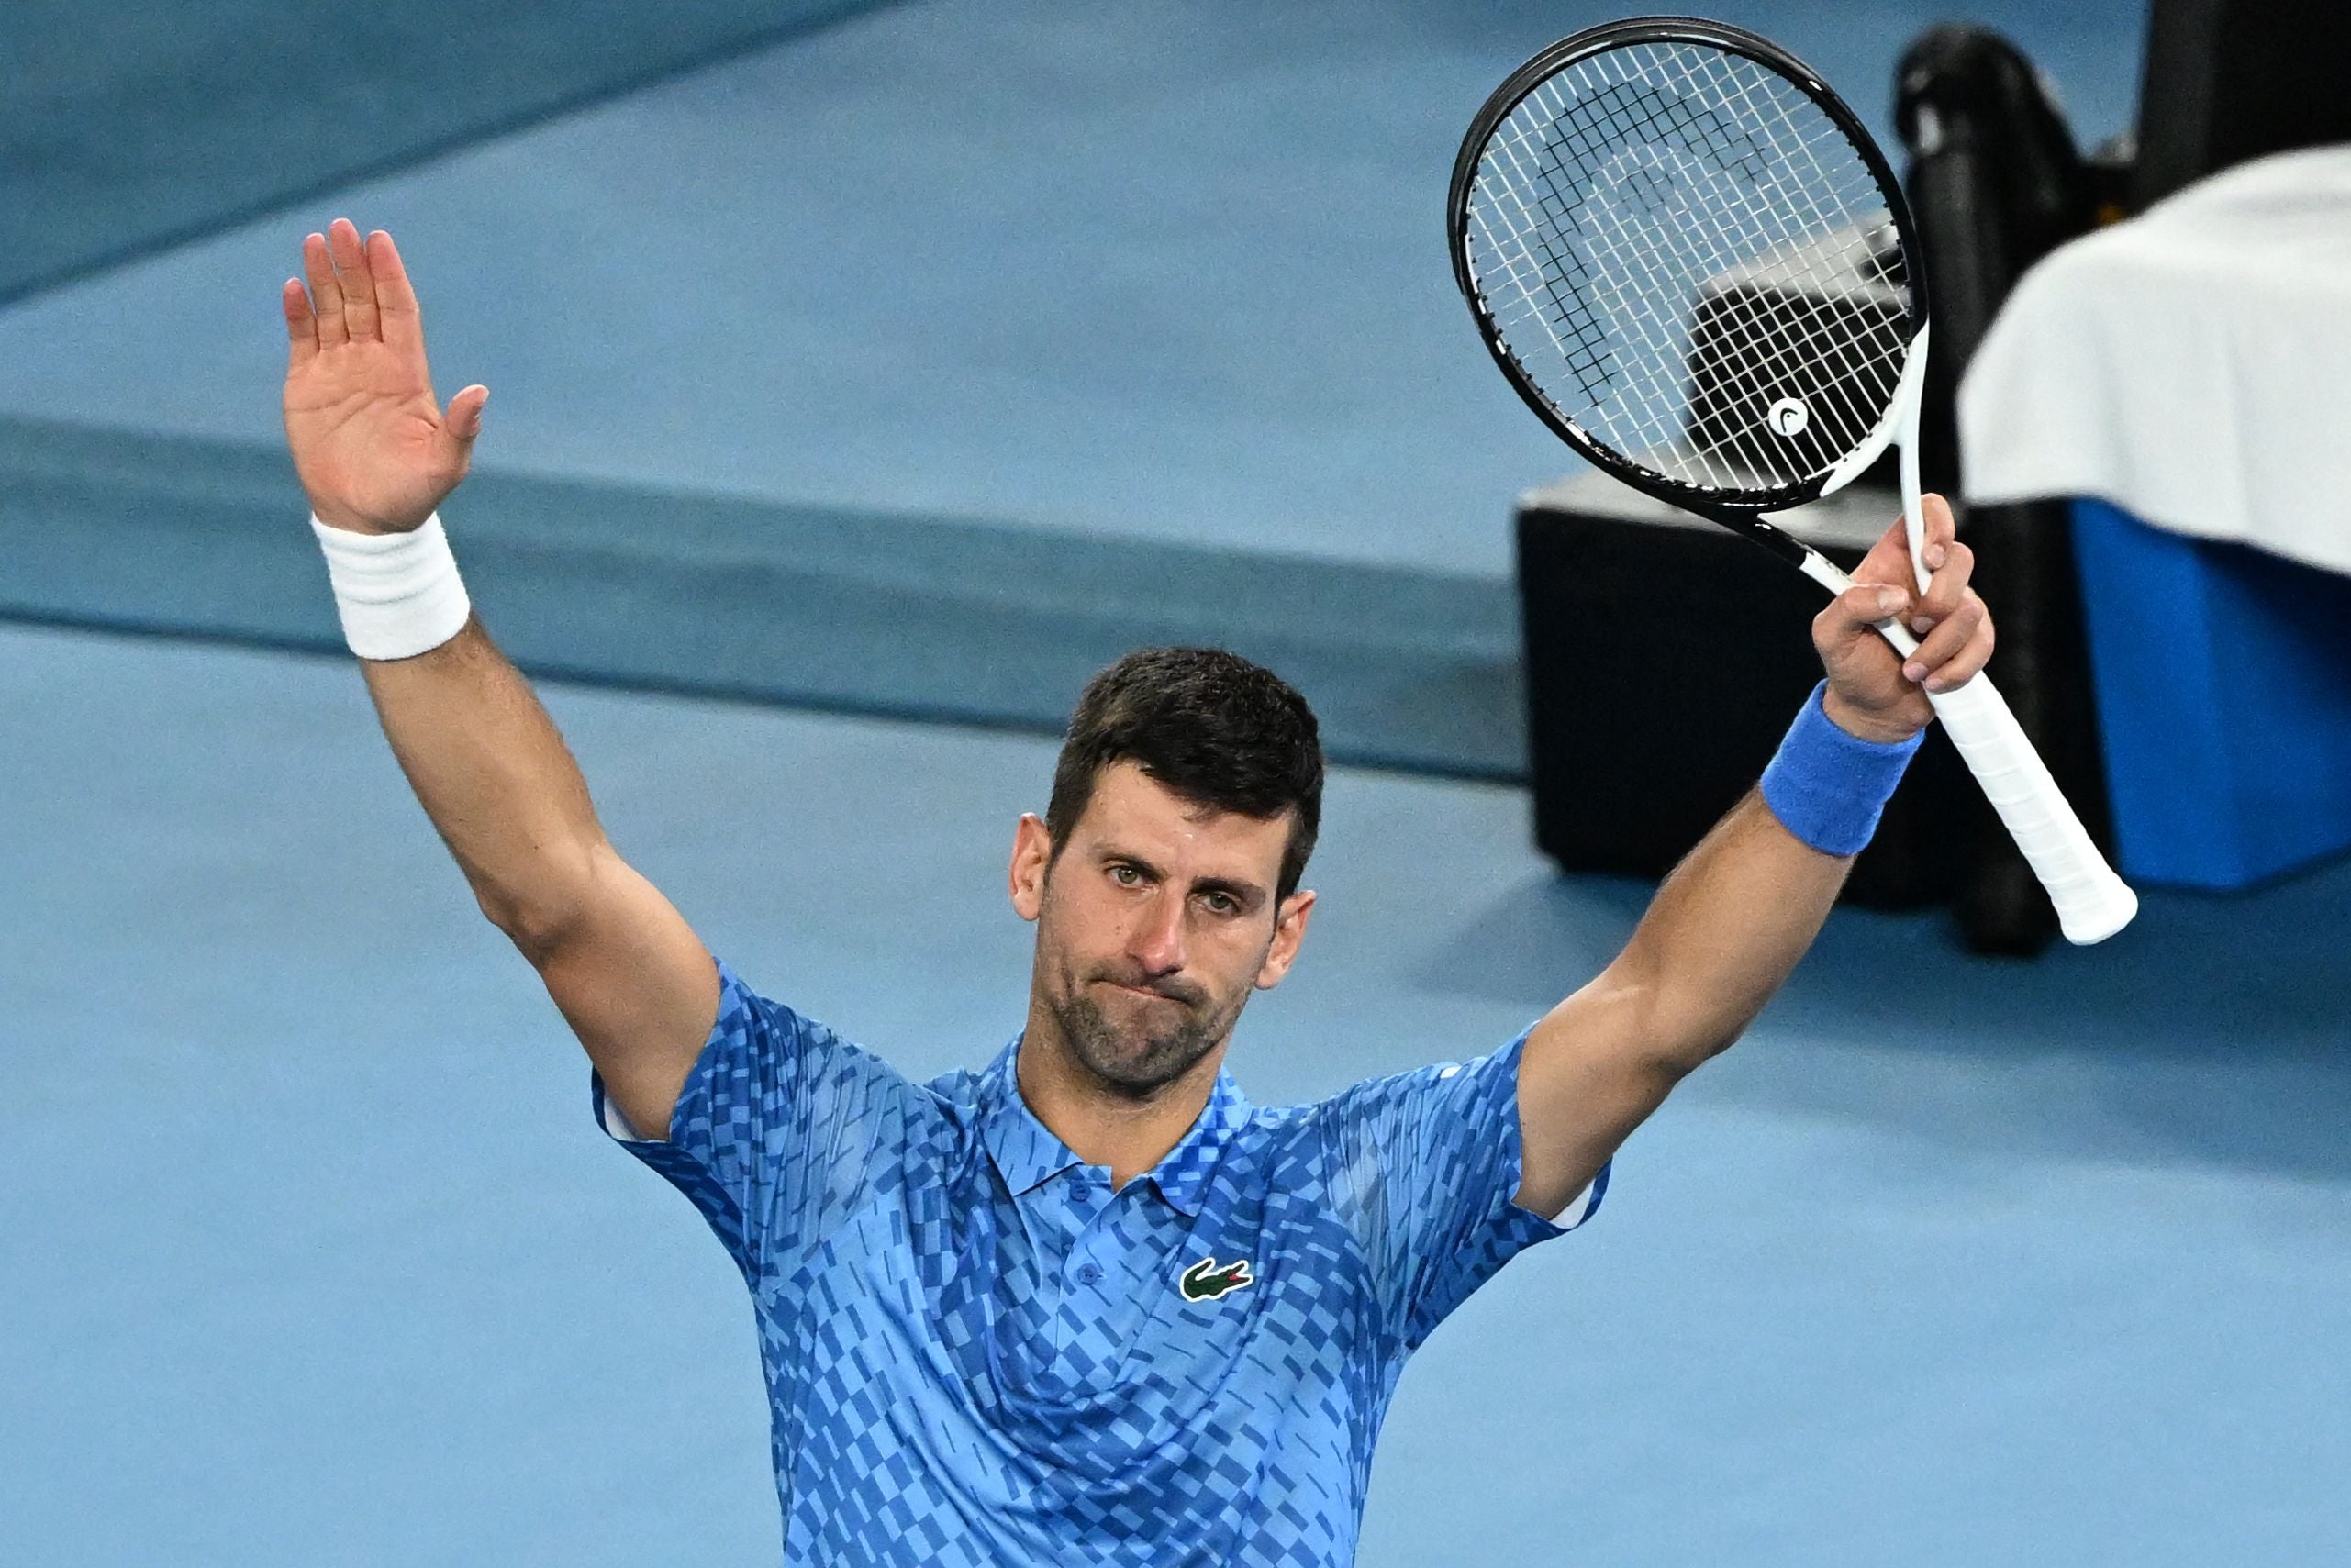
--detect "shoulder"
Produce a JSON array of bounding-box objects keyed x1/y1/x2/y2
[
  {"x1": 1281, "y1": 1035, "x2": 1532, "y2": 1134},
  {"x1": 919, "y1": 1057, "x2": 993, "y2": 1129},
  {"x1": 707, "y1": 961, "x2": 972, "y2": 1132},
  {"x1": 1220, "y1": 1095, "x2": 1365, "y2": 1204}
]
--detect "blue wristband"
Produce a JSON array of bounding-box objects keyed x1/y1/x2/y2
[{"x1": 1758, "y1": 682, "x2": 1923, "y2": 855}]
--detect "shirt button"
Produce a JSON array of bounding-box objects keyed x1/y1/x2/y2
[{"x1": 1075, "y1": 1263, "x2": 1102, "y2": 1285}]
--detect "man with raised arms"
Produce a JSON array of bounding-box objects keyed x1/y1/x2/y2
[{"x1": 282, "y1": 217, "x2": 1994, "y2": 1566}]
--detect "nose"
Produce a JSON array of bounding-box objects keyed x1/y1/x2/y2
[{"x1": 1128, "y1": 887, "x2": 1188, "y2": 978}]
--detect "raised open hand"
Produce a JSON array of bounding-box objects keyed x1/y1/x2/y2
[{"x1": 281, "y1": 219, "x2": 487, "y2": 534}]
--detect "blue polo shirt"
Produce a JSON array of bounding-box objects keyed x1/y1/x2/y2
[{"x1": 595, "y1": 957, "x2": 1606, "y2": 1566}]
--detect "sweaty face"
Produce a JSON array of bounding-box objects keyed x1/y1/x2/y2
[{"x1": 1031, "y1": 762, "x2": 1293, "y2": 1098}]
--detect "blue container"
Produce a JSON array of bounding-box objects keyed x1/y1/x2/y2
[{"x1": 2070, "y1": 498, "x2": 2351, "y2": 890}]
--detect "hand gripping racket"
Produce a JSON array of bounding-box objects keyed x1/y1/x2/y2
[{"x1": 1450, "y1": 16, "x2": 2135, "y2": 944}]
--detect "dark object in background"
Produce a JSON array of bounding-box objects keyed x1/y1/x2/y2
[
  {"x1": 1683, "y1": 226, "x2": 1908, "y2": 490},
  {"x1": 1517, "y1": 476, "x2": 1967, "y2": 911},
  {"x1": 2134, "y1": 0, "x2": 2351, "y2": 208},
  {"x1": 1893, "y1": 25, "x2": 2112, "y2": 955}
]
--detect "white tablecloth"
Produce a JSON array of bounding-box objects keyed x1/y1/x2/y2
[{"x1": 1958, "y1": 147, "x2": 2351, "y2": 576}]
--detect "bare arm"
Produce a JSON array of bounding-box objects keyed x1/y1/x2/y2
[
  {"x1": 284, "y1": 217, "x2": 716, "y2": 1138},
  {"x1": 354, "y1": 619, "x2": 718, "y2": 1137},
  {"x1": 1512, "y1": 495, "x2": 1995, "y2": 1218}
]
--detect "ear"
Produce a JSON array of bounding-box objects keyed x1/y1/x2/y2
[
  {"x1": 1253, "y1": 888, "x2": 1317, "y2": 990},
  {"x1": 1009, "y1": 812, "x2": 1053, "y2": 922}
]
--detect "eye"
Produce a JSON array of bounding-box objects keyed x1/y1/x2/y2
[
  {"x1": 1202, "y1": 892, "x2": 1238, "y2": 916},
  {"x1": 1109, "y1": 863, "x2": 1143, "y2": 887}
]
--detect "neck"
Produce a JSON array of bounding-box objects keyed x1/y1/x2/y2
[{"x1": 1016, "y1": 1003, "x2": 1225, "y2": 1189}]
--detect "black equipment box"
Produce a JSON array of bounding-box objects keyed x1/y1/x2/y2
[
  {"x1": 1516, "y1": 473, "x2": 1966, "y2": 908},
  {"x1": 2135, "y1": 0, "x2": 2351, "y2": 208}
]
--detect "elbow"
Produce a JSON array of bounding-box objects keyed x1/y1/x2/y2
[
  {"x1": 484, "y1": 889, "x2": 596, "y2": 968},
  {"x1": 474, "y1": 842, "x2": 605, "y2": 963},
  {"x1": 1582, "y1": 966, "x2": 1708, "y2": 1085},
  {"x1": 1660, "y1": 1007, "x2": 1762, "y2": 1079},
  {"x1": 483, "y1": 895, "x2": 567, "y2": 964},
  {"x1": 1621, "y1": 967, "x2": 1751, "y2": 1080},
  {"x1": 1644, "y1": 982, "x2": 1754, "y2": 1074},
  {"x1": 1637, "y1": 1035, "x2": 1725, "y2": 1089},
  {"x1": 1686, "y1": 1021, "x2": 1748, "y2": 1069}
]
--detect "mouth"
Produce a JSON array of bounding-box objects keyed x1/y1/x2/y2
[{"x1": 1109, "y1": 981, "x2": 1182, "y2": 1005}]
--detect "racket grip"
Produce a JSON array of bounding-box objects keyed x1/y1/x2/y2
[{"x1": 1924, "y1": 675, "x2": 2137, "y2": 944}]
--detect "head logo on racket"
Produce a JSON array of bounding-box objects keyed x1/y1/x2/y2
[{"x1": 1766, "y1": 396, "x2": 1811, "y2": 439}]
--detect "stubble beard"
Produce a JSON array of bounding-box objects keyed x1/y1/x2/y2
[{"x1": 1041, "y1": 940, "x2": 1250, "y2": 1101}]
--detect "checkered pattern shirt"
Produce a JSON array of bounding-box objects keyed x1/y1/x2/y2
[{"x1": 595, "y1": 957, "x2": 1606, "y2": 1566}]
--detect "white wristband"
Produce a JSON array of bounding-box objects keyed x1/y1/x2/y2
[{"x1": 310, "y1": 512, "x2": 473, "y2": 660}]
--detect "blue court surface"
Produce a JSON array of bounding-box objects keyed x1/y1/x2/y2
[
  {"x1": 0, "y1": 0, "x2": 2148, "y2": 778},
  {"x1": 4, "y1": 621, "x2": 2346, "y2": 1566},
  {"x1": 6, "y1": 1, "x2": 2347, "y2": 1562},
  {"x1": 0, "y1": 0, "x2": 2140, "y2": 577}
]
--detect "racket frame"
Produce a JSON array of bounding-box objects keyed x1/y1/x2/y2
[
  {"x1": 1449, "y1": 16, "x2": 1930, "y2": 564},
  {"x1": 1449, "y1": 17, "x2": 2138, "y2": 945}
]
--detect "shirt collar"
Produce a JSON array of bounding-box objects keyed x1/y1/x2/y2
[{"x1": 979, "y1": 1036, "x2": 1250, "y2": 1218}]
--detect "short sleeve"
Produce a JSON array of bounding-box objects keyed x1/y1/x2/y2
[
  {"x1": 591, "y1": 956, "x2": 924, "y2": 1277},
  {"x1": 1316, "y1": 1030, "x2": 1608, "y2": 1354}
]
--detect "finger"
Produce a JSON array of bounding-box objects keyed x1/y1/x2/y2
[
  {"x1": 328, "y1": 218, "x2": 380, "y2": 343},
  {"x1": 1818, "y1": 580, "x2": 1909, "y2": 650},
  {"x1": 302, "y1": 232, "x2": 348, "y2": 348},
  {"x1": 443, "y1": 384, "x2": 489, "y2": 447},
  {"x1": 1918, "y1": 600, "x2": 1995, "y2": 692},
  {"x1": 368, "y1": 229, "x2": 424, "y2": 356},
  {"x1": 1917, "y1": 492, "x2": 1957, "y2": 563},
  {"x1": 1911, "y1": 539, "x2": 1975, "y2": 631},
  {"x1": 282, "y1": 277, "x2": 318, "y2": 370},
  {"x1": 1849, "y1": 516, "x2": 1917, "y2": 595},
  {"x1": 1906, "y1": 490, "x2": 1955, "y2": 581},
  {"x1": 1901, "y1": 593, "x2": 1988, "y2": 685}
]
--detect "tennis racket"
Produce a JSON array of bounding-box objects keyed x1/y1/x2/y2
[{"x1": 1450, "y1": 16, "x2": 2135, "y2": 945}]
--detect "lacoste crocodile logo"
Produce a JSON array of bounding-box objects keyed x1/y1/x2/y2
[{"x1": 1178, "y1": 1256, "x2": 1255, "y2": 1302}]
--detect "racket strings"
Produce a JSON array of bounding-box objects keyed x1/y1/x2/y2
[
  {"x1": 1505, "y1": 42, "x2": 1904, "y2": 472},
  {"x1": 1666, "y1": 50, "x2": 1906, "y2": 468},
  {"x1": 1482, "y1": 83, "x2": 1725, "y2": 452},
  {"x1": 1490, "y1": 59, "x2": 1899, "y2": 485},
  {"x1": 1465, "y1": 39, "x2": 1911, "y2": 494},
  {"x1": 1557, "y1": 47, "x2": 1900, "y2": 479}
]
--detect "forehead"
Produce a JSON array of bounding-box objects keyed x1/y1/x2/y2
[{"x1": 1069, "y1": 760, "x2": 1289, "y2": 876}]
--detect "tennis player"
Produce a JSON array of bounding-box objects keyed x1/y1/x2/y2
[{"x1": 283, "y1": 218, "x2": 1995, "y2": 1566}]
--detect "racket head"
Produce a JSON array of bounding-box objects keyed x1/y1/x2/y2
[{"x1": 1450, "y1": 17, "x2": 1927, "y2": 519}]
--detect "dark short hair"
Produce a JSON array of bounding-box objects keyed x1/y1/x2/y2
[{"x1": 1045, "y1": 648, "x2": 1323, "y2": 903}]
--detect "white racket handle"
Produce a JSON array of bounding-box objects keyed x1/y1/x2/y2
[
  {"x1": 1797, "y1": 550, "x2": 2136, "y2": 944},
  {"x1": 1918, "y1": 674, "x2": 2137, "y2": 943}
]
